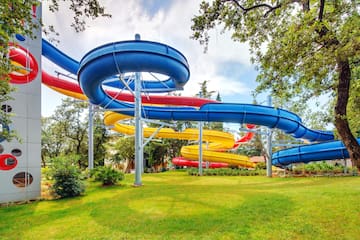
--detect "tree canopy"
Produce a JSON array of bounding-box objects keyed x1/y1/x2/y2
[
  {"x1": 191, "y1": 0, "x2": 360, "y2": 167},
  {"x1": 41, "y1": 98, "x2": 108, "y2": 168}
]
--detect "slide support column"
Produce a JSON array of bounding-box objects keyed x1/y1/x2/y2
[
  {"x1": 267, "y1": 96, "x2": 273, "y2": 177},
  {"x1": 198, "y1": 120, "x2": 203, "y2": 176},
  {"x1": 134, "y1": 33, "x2": 143, "y2": 186},
  {"x1": 198, "y1": 92, "x2": 203, "y2": 176},
  {"x1": 88, "y1": 103, "x2": 94, "y2": 170}
]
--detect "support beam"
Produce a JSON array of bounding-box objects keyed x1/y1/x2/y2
[
  {"x1": 88, "y1": 103, "x2": 94, "y2": 170},
  {"x1": 197, "y1": 91, "x2": 204, "y2": 175},
  {"x1": 134, "y1": 33, "x2": 143, "y2": 186},
  {"x1": 266, "y1": 96, "x2": 273, "y2": 177},
  {"x1": 198, "y1": 120, "x2": 203, "y2": 176}
]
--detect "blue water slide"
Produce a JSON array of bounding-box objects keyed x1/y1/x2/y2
[
  {"x1": 42, "y1": 39, "x2": 186, "y2": 92},
  {"x1": 272, "y1": 138, "x2": 360, "y2": 166},
  {"x1": 42, "y1": 39, "x2": 79, "y2": 74},
  {"x1": 78, "y1": 40, "x2": 334, "y2": 143}
]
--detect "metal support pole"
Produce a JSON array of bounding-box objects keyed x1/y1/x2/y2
[
  {"x1": 206, "y1": 142, "x2": 209, "y2": 169},
  {"x1": 266, "y1": 96, "x2": 273, "y2": 177},
  {"x1": 267, "y1": 131, "x2": 273, "y2": 177},
  {"x1": 198, "y1": 92, "x2": 203, "y2": 176},
  {"x1": 199, "y1": 120, "x2": 203, "y2": 176},
  {"x1": 88, "y1": 103, "x2": 94, "y2": 170},
  {"x1": 134, "y1": 33, "x2": 143, "y2": 186}
]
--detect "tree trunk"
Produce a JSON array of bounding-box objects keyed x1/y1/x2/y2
[
  {"x1": 334, "y1": 58, "x2": 360, "y2": 168},
  {"x1": 125, "y1": 159, "x2": 134, "y2": 173},
  {"x1": 41, "y1": 154, "x2": 46, "y2": 168}
]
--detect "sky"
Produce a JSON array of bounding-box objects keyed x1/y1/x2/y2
[{"x1": 41, "y1": 0, "x2": 264, "y2": 120}]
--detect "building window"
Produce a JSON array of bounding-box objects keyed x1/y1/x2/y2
[
  {"x1": 12, "y1": 172, "x2": 33, "y2": 188},
  {"x1": 11, "y1": 149, "x2": 22, "y2": 157},
  {"x1": 1, "y1": 105, "x2": 12, "y2": 113}
]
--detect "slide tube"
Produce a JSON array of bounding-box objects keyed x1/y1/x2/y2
[{"x1": 272, "y1": 138, "x2": 360, "y2": 166}]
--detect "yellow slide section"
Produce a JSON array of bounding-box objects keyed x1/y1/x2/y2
[
  {"x1": 104, "y1": 111, "x2": 255, "y2": 168},
  {"x1": 48, "y1": 86, "x2": 88, "y2": 101}
]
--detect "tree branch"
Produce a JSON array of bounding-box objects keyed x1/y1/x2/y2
[
  {"x1": 303, "y1": 0, "x2": 310, "y2": 11},
  {"x1": 319, "y1": 0, "x2": 326, "y2": 21},
  {"x1": 222, "y1": 0, "x2": 282, "y2": 17}
]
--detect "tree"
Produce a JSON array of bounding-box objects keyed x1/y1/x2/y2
[
  {"x1": 52, "y1": 98, "x2": 88, "y2": 168},
  {"x1": 111, "y1": 136, "x2": 136, "y2": 173},
  {"x1": 0, "y1": 1, "x2": 38, "y2": 142},
  {"x1": 191, "y1": 0, "x2": 360, "y2": 167},
  {"x1": 42, "y1": 98, "x2": 108, "y2": 169},
  {"x1": 1, "y1": 0, "x2": 110, "y2": 141},
  {"x1": 41, "y1": 117, "x2": 67, "y2": 167},
  {"x1": 91, "y1": 112, "x2": 109, "y2": 167},
  {"x1": 348, "y1": 60, "x2": 360, "y2": 137},
  {"x1": 212, "y1": 92, "x2": 224, "y2": 131},
  {"x1": 196, "y1": 80, "x2": 216, "y2": 99},
  {"x1": 144, "y1": 141, "x2": 168, "y2": 170},
  {"x1": 195, "y1": 80, "x2": 224, "y2": 130},
  {"x1": 45, "y1": 0, "x2": 111, "y2": 33}
]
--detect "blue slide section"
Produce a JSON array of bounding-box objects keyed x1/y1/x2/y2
[
  {"x1": 42, "y1": 39, "x2": 79, "y2": 74},
  {"x1": 77, "y1": 40, "x2": 333, "y2": 142},
  {"x1": 272, "y1": 138, "x2": 360, "y2": 166},
  {"x1": 42, "y1": 39, "x2": 186, "y2": 92},
  {"x1": 43, "y1": 38, "x2": 355, "y2": 166}
]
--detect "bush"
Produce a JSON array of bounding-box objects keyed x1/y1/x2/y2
[
  {"x1": 91, "y1": 166, "x2": 124, "y2": 186},
  {"x1": 291, "y1": 162, "x2": 358, "y2": 176},
  {"x1": 255, "y1": 162, "x2": 266, "y2": 170},
  {"x1": 350, "y1": 166, "x2": 358, "y2": 176},
  {"x1": 41, "y1": 167, "x2": 52, "y2": 180},
  {"x1": 49, "y1": 157, "x2": 85, "y2": 198}
]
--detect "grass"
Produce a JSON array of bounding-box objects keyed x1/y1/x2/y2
[{"x1": 0, "y1": 171, "x2": 359, "y2": 240}]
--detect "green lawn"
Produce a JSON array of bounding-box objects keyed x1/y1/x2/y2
[{"x1": 1, "y1": 171, "x2": 359, "y2": 240}]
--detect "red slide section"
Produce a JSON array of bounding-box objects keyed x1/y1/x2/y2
[
  {"x1": 42, "y1": 71, "x2": 217, "y2": 107},
  {"x1": 233, "y1": 124, "x2": 255, "y2": 148},
  {"x1": 172, "y1": 157, "x2": 229, "y2": 169}
]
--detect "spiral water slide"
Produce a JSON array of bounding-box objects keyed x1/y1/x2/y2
[{"x1": 12, "y1": 39, "x2": 354, "y2": 167}]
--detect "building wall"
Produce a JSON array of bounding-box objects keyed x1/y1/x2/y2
[{"x1": 0, "y1": 4, "x2": 41, "y2": 203}]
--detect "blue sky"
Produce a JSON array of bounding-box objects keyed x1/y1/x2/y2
[{"x1": 41, "y1": 0, "x2": 263, "y2": 118}]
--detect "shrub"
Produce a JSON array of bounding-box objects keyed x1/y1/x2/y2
[
  {"x1": 293, "y1": 162, "x2": 358, "y2": 176},
  {"x1": 41, "y1": 167, "x2": 52, "y2": 180},
  {"x1": 91, "y1": 166, "x2": 124, "y2": 186},
  {"x1": 350, "y1": 166, "x2": 358, "y2": 176},
  {"x1": 49, "y1": 157, "x2": 85, "y2": 198},
  {"x1": 255, "y1": 162, "x2": 266, "y2": 170}
]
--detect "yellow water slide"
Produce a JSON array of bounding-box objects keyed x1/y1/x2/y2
[{"x1": 104, "y1": 111, "x2": 255, "y2": 168}]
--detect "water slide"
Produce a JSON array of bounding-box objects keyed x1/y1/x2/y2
[
  {"x1": 272, "y1": 138, "x2": 360, "y2": 166},
  {"x1": 11, "y1": 39, "x2": 356, "y2": 167},
  {"x1": 104, "y1": 112, "x2": 254, "y2": 168},
  {"x1": 12, "y1": 40, "x2": 255, "y2": 168}
]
